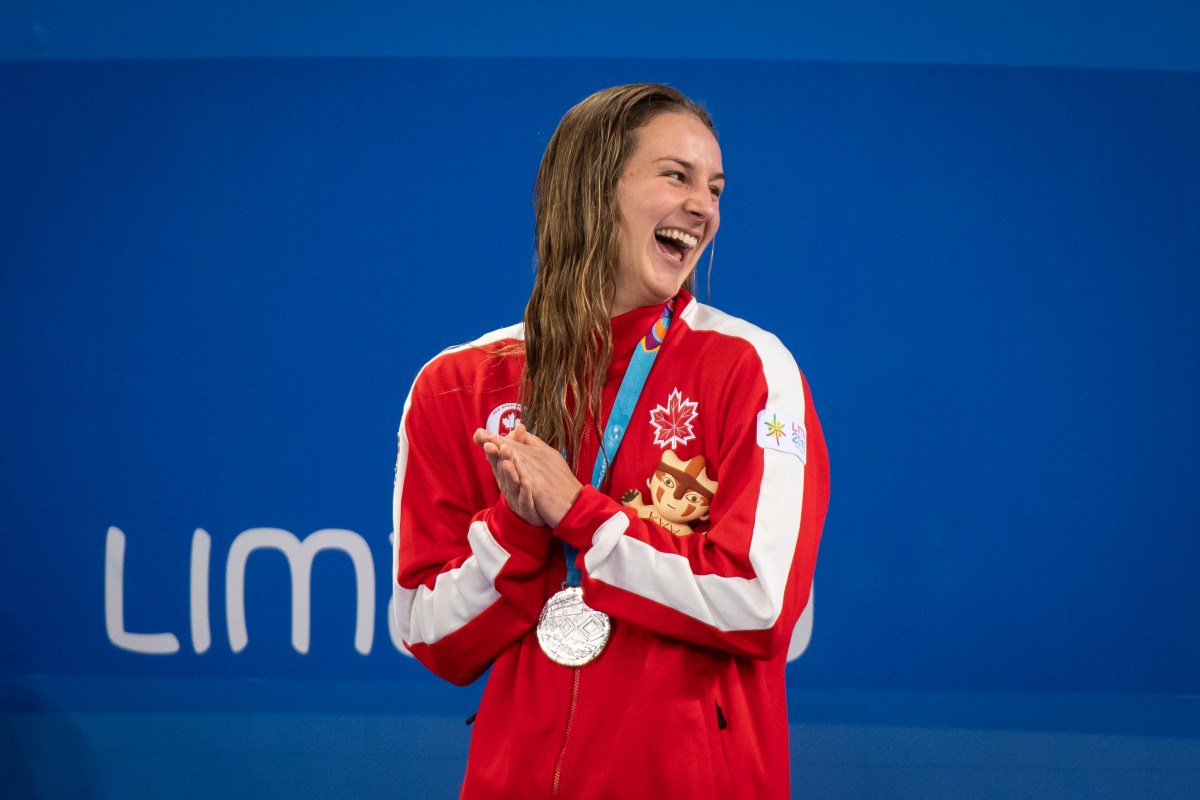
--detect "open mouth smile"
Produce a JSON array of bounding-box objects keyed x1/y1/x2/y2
[{"x1": 655, "y1": 227, "x2": 700, "y2": 263}]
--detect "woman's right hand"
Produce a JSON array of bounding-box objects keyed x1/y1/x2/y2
[{"x1": 474, "y1": 427, "x2": 548, "y2": 527}]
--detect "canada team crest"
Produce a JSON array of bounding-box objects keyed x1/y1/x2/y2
[
  {"x1": 486, "y1": 402, "x2": 524, "y2": 436},
  {"x1": 649, "y1": 387, "x2": 698, "y2": 449}
]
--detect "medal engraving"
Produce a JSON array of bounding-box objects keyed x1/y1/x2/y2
[{"x1": 537, "y1": 587, "x2": 611, "y2": 666}]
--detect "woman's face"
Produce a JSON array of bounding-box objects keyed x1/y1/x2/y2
[{"x1": 612, "y1": 112, "x2": 724, "y2": 316}]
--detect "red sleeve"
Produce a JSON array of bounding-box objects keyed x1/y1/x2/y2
[
  {"x1": 393, "y1": 353, "x2": 553, "y2": 685},
  {"x1": 555, "y1": 355, "x2": 829, "y2": 660}
]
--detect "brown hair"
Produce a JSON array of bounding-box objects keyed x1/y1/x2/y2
[{"x1": 521, "y1": 83, "x2": 714, "y2": 466}]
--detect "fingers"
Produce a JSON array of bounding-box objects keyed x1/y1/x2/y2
[
  {"x1": 475, "y1": 427, "x2": 543, "y2": 522},
  {"x1": 508, "y1": 424, "x2": 543, "y2": 447},
  {"x1": 474, "y1": 427, "x2": 520, "y2": 448},
  {"x1": 476, "y1": 425, "x2": 552, "y2": 460},
  {"x1": 477, "y1": 429, "x2": 516, "y2": 468},
  {"x1": 473, "y1": 425, "x2": 569, "y2": 528},
  {"x1": 511, "y1": 453, "x2": 546, "y2": 527},
  {"x1": 509, "y1": 423, "x2": 553, "y2": 452},
  {"x1": 498, "y1": 447, "x2": 547, "y2": 527}
]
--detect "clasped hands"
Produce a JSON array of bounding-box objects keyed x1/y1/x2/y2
[{"x1": 473, "y1": 424, "x2": 583, "y2": 528}]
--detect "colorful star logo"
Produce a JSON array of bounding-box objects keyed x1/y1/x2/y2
[{"x1": 764, "y1": 414, "x2": 785, "y2": 444}]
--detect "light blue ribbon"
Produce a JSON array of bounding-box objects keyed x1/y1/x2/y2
[{"x1": 564, "y1": 301, "x2": 673, "y2": 586}]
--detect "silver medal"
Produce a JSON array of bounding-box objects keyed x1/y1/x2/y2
[{"x1": 536, "y1": 587, "x2": 611, "y2": 666}]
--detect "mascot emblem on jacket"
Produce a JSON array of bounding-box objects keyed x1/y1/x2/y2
[{"x1": 621, "y1": 450, "x2": 718, "y2": 536}]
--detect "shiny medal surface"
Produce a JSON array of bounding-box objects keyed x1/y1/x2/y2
[{"x1": 536, "y1": 586, "x2": 611, "y2": 667}]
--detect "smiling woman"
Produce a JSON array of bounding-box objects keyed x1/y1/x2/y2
[
  {"x1": 613, "y1": 112, "x2": 724, "y2": 316},
  {"x1": 392, "y1": 84, "x2": 830, "y2": 799}
]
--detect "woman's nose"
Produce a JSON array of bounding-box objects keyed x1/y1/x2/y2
[{"x1": 684, "y1": 185, "x2": 717, "y2": 219}]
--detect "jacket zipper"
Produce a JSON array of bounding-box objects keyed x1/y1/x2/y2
[
  {"x1": 551, "y1": 668, "x2": 581, "y2": 799},
  {"x1": 552, "y1": 406, "x2": 599, "y2": 798}
]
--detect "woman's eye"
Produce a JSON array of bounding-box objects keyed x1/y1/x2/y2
[
  {"x1": 710, "y1": 185, "x2": 723, "y2": 199},
  {"x1": 663, "y1": 171, "x2": 685, "y2": 182}
]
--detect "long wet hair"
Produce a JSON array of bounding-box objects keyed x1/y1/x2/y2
[{"x1": 521, "y1": 84, "x2": 715, "y2": 467}]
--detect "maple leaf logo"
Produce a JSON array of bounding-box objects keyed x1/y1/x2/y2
[
  {"x1": 486, "y1": 402, "x2": 524, "y2": 436},
  {"x1": 649, "y1": 388, "x2": 699, "y2": 449}
]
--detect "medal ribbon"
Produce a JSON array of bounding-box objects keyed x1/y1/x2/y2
[{"x1": 563, "y1": 300, "x2": 674, "y2": 586}]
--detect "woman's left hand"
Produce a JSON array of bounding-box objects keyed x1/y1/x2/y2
[{"x1": 474, "y1": 425, "x2": 582, "y2": 528}]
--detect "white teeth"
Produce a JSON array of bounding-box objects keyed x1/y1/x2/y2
[{"x1": 656, "y1": 228, "x2": 699, "y2": 248}]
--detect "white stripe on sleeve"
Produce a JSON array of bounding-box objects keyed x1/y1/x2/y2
[
  {"x1": 391, "y1": 322, "x2": 524, "y2": 646},
  {"x1": 402, "y1": 521, "x2": 510, "y2": 646},
  {"x1": 583, "y1": 300, "x2": 807, "y2": 632}
]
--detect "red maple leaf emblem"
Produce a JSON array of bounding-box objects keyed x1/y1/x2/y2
[{"x1": 649, "y1": 388, "x2": 699, "y2": 449}]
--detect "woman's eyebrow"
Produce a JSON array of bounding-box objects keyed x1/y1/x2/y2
[{"x1": 654, "y1": 156, "x2": 726, "y2": 183}]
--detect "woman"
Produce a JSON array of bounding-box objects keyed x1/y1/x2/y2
[{"x1": 393, "y1": 84, "x2": 829, "y2": 799}]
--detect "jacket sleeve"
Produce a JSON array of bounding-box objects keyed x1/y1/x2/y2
[
  {"x1": 555, "y1": 348, "x2": 830, "y2": 660},
  {"x1": 392, "y1": 359, "x2": 553, "y2": 686}
]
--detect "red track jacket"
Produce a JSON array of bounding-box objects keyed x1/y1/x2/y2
[{"x1": 393, "y1": 292, "x2": 830, "y2": 799}]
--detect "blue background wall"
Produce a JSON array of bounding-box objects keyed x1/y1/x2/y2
[{"x1": 2, "y1": 3, "x2": 1199, "y2": 797}]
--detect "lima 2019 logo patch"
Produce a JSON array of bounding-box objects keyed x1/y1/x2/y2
[{"x1": 756, "y1": 408, "x2": 806, "y2": 463}]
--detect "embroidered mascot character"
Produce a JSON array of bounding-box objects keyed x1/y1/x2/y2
[{"x1": 621, "y1": 450, "x2": 718, "y2": 536}]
